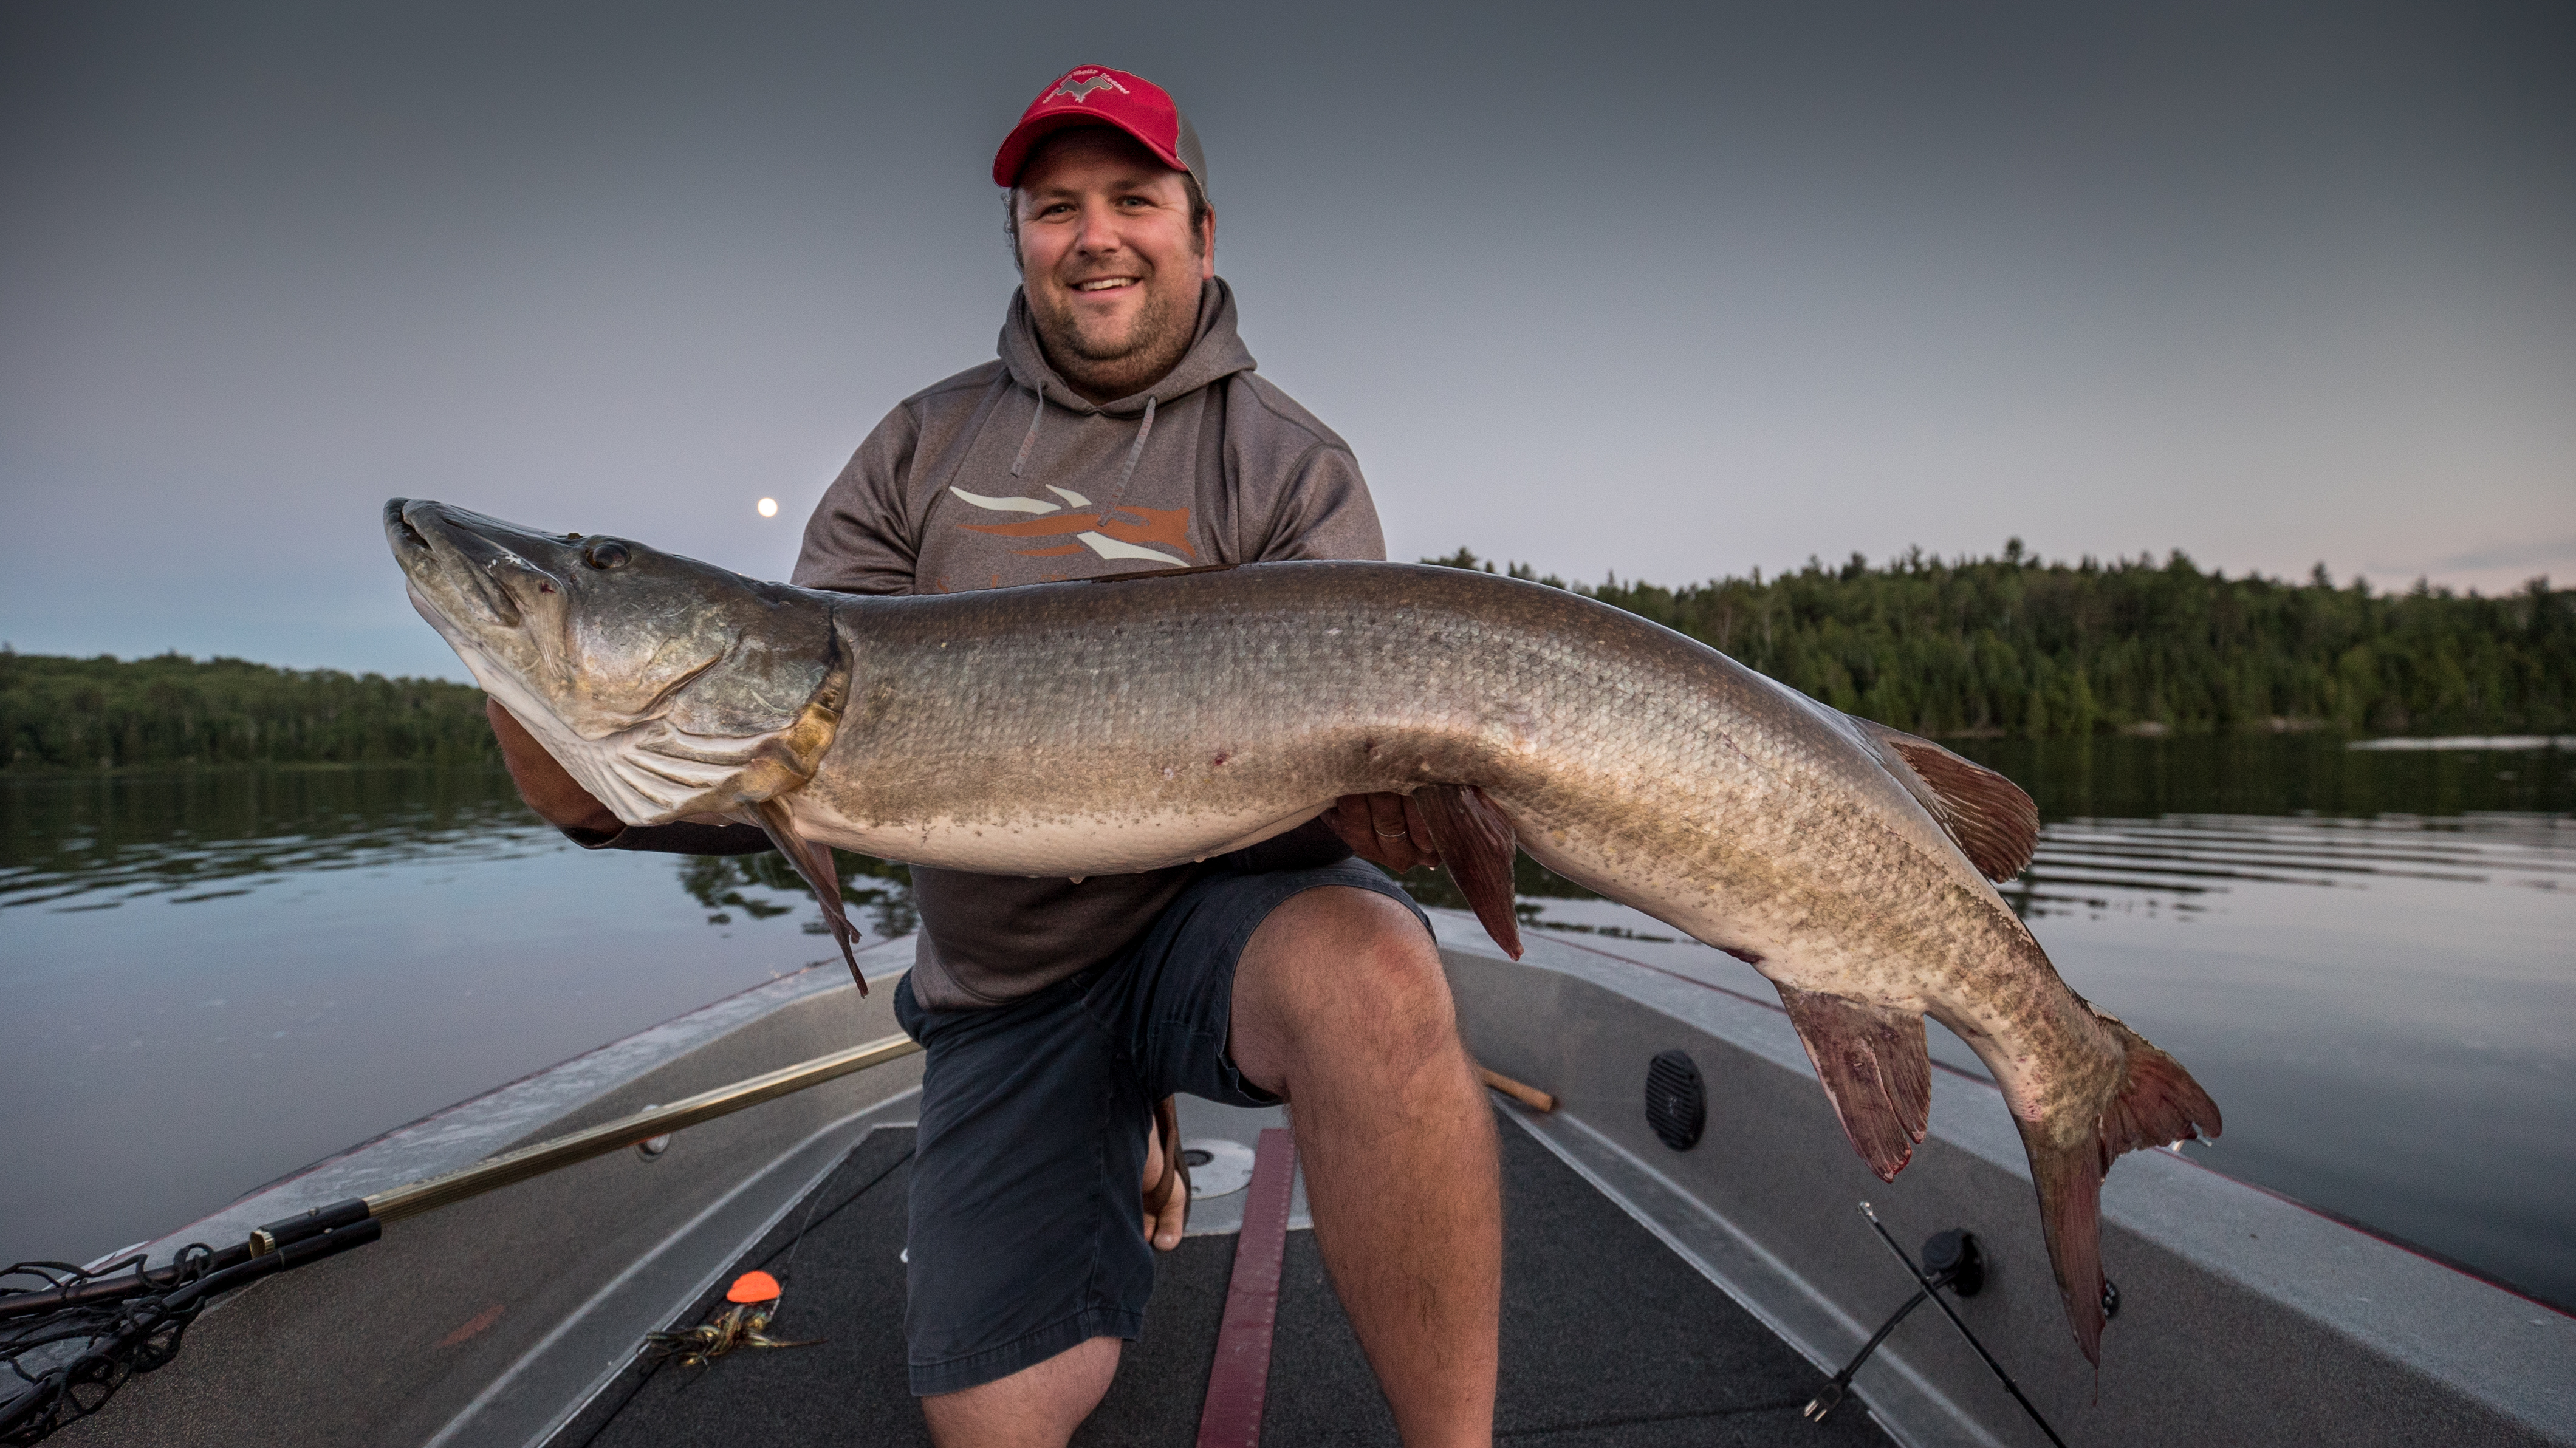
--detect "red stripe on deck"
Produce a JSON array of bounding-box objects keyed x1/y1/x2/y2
[{"x1": 1195, "y1": 1126, "x2": 1296, "y2": 1448}]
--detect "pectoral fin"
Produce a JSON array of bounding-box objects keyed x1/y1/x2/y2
[
  {"x1": 749, "y1": 798, "x2": 868, "y2": 995},
  {"x1": 1413, "y1": 784, "x2": 1523, "y2": 959},
  {"x1": 1776, "y1": 986, "x2": 1930, "y2": 1181}
]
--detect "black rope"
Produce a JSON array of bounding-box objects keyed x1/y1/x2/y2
[
  {"x1": 0, "y1": 1218, "x2": 378, "y2": 1445},
  {"x1": 1, "y1": 1245, "x2": 221, "y2": 1444}
]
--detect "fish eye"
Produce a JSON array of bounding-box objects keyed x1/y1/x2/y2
[{"x1": 584, "y1": 541, "x2": 631, "y2": 570}]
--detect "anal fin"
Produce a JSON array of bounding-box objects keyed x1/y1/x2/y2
[
  {"x1": 1413, "y1": 784, "x2": 1522, "y2": 959},
  {"x1": 750, "y1": 798, "x2": 868, "y2": 995},
  {"x1": 1776, "y1": 986, "x2": 1930, "y2": 1181}
]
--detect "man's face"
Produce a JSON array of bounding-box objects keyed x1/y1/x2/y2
[{"x1": 1013, "y1": 128, "x2": 1215, "y2": 403}]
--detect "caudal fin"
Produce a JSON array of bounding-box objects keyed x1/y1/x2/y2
[
  {"x1": 2090, "y1": 1006, "x2": 2223, "y2": 1169},
  {"x1": 2025, "y1": 1007, "x2": 2223, "y2": 1364}
]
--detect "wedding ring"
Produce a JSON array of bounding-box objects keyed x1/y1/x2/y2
[{"x1": 1374, "y1": 827, "x2": 1408, "y2": 838}]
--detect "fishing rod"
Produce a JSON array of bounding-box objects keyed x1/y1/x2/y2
[{"x1": 0, "y1": 1031, "x2": 922, "y2": 1444}]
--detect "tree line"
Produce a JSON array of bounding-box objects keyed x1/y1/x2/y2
[
  {"x1": 8, "y1": 544, "x2": 2568, "y2": 771},
  {"x1": 1, "y1": 649, "x2": 500, "y2": 771},
  {"x1": 1425, "y1": 544, "x2": 2574, "y2": 739}
]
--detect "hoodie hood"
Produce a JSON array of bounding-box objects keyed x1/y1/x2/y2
[{"x1": 998, "y1": 277, "x2": 1256, "y2": 416}]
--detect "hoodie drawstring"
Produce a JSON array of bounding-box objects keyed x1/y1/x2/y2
[
  {"x1": 1009, "y1": 384, "x2": 1048, "y2": 477},
  {"x1": 1095, "y1": 394, "x2": 1156, "y2": 525}
]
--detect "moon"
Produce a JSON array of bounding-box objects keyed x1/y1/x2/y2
[{"x1": 756, "y1": 497, "x2": 778, "y2": 518}]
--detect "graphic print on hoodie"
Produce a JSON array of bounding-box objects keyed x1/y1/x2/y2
[{"x1": 791, "y1": 278, "x2": 1389, "y2": 1008}]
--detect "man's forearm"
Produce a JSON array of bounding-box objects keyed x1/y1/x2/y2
[{"x1": 485, "y1": 699, "x2": 620, "y2": 833}]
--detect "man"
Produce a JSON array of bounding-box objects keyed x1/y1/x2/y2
[{"x1": 488, "y1": 66, "x2": 1501, "y2": 1446}]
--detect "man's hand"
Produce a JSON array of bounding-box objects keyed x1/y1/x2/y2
[
  {"x1": 1324, "y1": 793, "x2": 1440, "y2": 874},
  {"x1": 1142, "y1": 1096, "x2": 1187, "y2": 1251},
  {"x1": 486, "y1": 699, "x2": 621, "y2": 834}
]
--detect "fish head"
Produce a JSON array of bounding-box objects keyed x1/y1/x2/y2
[{"x1": 386, "y1": 498, "x2": 847, "y2": 825}]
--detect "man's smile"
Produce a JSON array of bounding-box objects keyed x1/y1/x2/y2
[{"x1": 1072, "y1": 277, "x2": 1141, "y2": 292}]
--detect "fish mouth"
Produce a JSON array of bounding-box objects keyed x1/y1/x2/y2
[
  {"x1": 385, "y1": 497, "x2": 537, "y2": 630},
  {"x1": 383, "y1": 497, "x2": 431, "y2": 555},
  {"x1": 383, "y1": 499, "x2": 446, "y2": 597}
]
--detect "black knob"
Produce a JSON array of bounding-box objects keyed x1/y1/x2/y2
[{"x1": 1919, "y1": 1229, "x2": 1984, "y2": 1297}]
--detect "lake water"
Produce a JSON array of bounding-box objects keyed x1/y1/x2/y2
[{"x1": 4, "y1": 739, "x2": 2571, "y2": 1313}]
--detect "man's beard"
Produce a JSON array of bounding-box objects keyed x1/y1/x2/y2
[{"x1": 1030, "y1": 279, "x2": 1196, "y2": 400}]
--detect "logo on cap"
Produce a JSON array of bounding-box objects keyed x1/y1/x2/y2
[
  {"x1": 993, "y1": 65, "x2": 1202, "y2": 194},
  {"x1": 1047, "y1": 69, "x2": 1129, "y2": 104}
]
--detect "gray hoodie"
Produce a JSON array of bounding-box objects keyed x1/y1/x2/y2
[{"x1": 791, "y1": 278, "x2": 1388, "y2": 1009}]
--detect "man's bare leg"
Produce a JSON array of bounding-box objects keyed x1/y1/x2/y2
[
  {"x1": 1228, "y1": 887, "x2": 1502, "y2": 1446},
  {"x1": 919, "y1": 884, "x2": 1491, "y2": 1446},
  {"x1": 920, "y1": 1336, "x2": 1120, "y2": 1447}
]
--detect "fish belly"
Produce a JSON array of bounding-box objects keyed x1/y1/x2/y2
[{"x1": 790, "y1": 793, "x2": 1334, "y2": 876}]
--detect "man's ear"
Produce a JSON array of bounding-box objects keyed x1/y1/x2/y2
[{"x1": 1197, "y1": 206, "x2": 1217, "y2": 279}]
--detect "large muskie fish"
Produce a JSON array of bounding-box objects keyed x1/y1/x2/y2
[{"x1": 388, "y1": 497, "x2": 2217, "y2": 1363}]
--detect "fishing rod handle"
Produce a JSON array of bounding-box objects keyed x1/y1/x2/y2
[
  {"x1": 363, "y1": 1031, "x2": 922, "y2": 1225},
  {"x1": 0, "y1": 1198, "x2": 372, "y2": 1323}
]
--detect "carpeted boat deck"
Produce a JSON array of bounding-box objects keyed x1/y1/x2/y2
[{"x1": 552, "y1": 1109, "x2": 1892, "y2": 1446}]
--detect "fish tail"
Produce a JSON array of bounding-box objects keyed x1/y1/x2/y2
[
  {"x1": 2025, "y1": 1006, "x2": 2223, "y2": 1364},
  {"x1": 2089, "y1": 1004, "x2": 2223, "y2": 1169}
]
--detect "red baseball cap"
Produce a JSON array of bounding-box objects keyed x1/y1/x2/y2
[{"x1": 992, "y1": 65, "x2": 1210, "y2": 199}]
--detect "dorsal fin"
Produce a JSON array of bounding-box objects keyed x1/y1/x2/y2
[{"x1": 1852, "y1": 720, "x2": 2039, "y2": 882}]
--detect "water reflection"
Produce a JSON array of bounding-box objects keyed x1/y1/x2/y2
[
  {"x1": 1, "y1": 767, "x2": 856, "y2": 1274},
  {"x1": 2007, "y1": 813, "x2": 2574, "y2": 921},
  {"x1": 1956, "y1": 731, "x2": 2574, "y2": 821},
  {"x1": 2, "y1": 765, "x2": 553, "y2": 914},
  {"x1": 679, "y1": 851, "x2": 919, "y2": 942}
]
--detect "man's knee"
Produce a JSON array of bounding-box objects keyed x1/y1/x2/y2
[
  {"x1": 922, "y1": 1335, "x2": 1121, "y2": 1447},
  {"x1": 1235, "y1": 887, "x2": 1459, "y2": 1087}
]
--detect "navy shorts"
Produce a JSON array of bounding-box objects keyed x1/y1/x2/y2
[{"x1": 890, "y1": 859, "x2": 1432, "y2": 1396}]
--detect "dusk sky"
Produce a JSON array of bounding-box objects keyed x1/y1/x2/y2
[{"x1": 4, "y1": 1, "x2": 2570, "y2": 681}]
